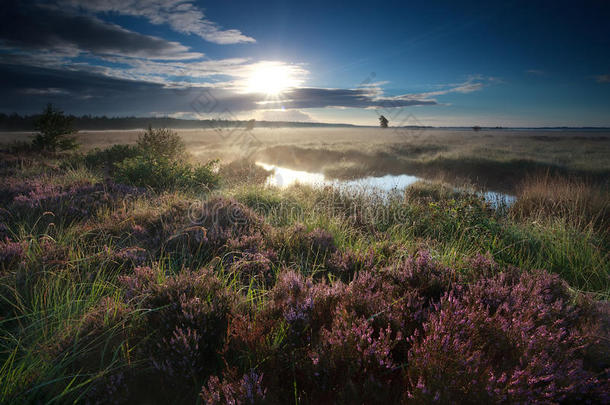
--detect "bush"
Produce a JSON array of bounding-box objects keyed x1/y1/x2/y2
[
  {"x1": 10, "y1": 180, "x2": 144, "y2": 222},
  {"x1": 119, "y1": 267, "x2": 237, "y2": 400},
  {"x1": 0, "y1": 238, "x2": 25, "y2": 270},
  {"x1": 218, "y1": 160, "x2": 272, "y2": 186},
  {"x1": 114, "y1": 155, "x2": 219, "y2": 192},
  {"x1": 137, "y1": 126, "x2": 185, "y2": 161},
  {"x1": 201, "y1": 369, "x2": 267, "y2": 405},
  {"x1": 406, "y1": 270, "x2": 607, "y2": 403},
  {"x1": 32, "y1": 104, "x2": 79, "y2": 151},
  {"x1": 85, "y1": 144, "x2": 141, "y2": 173}
]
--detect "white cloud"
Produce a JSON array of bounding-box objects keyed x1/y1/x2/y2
[
  {"x1": 59, "y1": 0, "x2": 256, "y2": 44},
  {"x1": 526, "y1": 69, "x2": 545, "y2": 76},
  {"x1": 390, "y1": 76, "x2": 495, "y2": 102}
]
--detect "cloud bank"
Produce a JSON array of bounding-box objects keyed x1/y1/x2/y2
[
  {"x1": 58, "y1": 0, "x2": 256, "y2": 44},
  {"x1": 0, "y1": 2, "x2": 203, "y2": 60},
  {"x1": 0, "y1": 2, "x2": 491, "y2": 120}
]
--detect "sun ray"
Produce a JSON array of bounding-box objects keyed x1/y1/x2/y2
[{"x1": 245, "y1": 62, "x2": 301, "y2": 96}]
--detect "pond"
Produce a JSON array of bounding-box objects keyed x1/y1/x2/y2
[{"x1": 256, "y1": 162, "x2": 517, "y2": 207}]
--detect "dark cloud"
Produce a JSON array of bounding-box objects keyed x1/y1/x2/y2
[
  {"x1": 0, "y1": 63, "x2": 436, "y2": 116},
  {"x1": 0, "y1": 1, "x2": 201, "y2": 59},
  {"x1": 281, "y1": 88, "x2": 436, "y2": 109},
  {"x1": 0, "y1": 63, "x2": 215, "y2": 115}
]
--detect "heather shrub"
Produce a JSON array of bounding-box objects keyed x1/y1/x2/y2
[
  {"x1": 268, "y1": 270, "x2": 345, "y2": 335},
  {"x1": 118, "y1": 265, "x2": 158, "y2": 302},
  {"x1": 0, "y1": 222, "x2": 11, "y2": 240},
  {"x1": 115, "y1": 198, "x2": 192, "y2": 251},
  {"x1": 306, "y1": 309, "x2": 403, "y2": 403},
  {"x1": 225, "y1": 232, "x2": 270, "y2": 256},
  {"x1": 164, "y1": 225, "x2": 209, "y2": 257},
  {"x1": 406, "y1": 270, "x2": 608, "y2": 403},
  {"x1": 0, "y1": 237, "x2": 25, "y2": 270},
  {"x1": 222, "y1": 232, "x2": 278, "y2": 285},
  {"x1": 227, "y1": 252, "x2": 276, "y2": 286},
  {"x1": 120, "y1": 268, "x2": 237, "y2": 398},
  {"x1": 333, "y1": 252, "x2": 449, "y2": 362},
  {"x1": 82, "y1": 371, "x2": 130, "y2": 405},
  {"x1": 34, "y1": 237, "x2": 71, "y2": 267},
  {"x1": 190, "y1": 197, "x2": 267, "y2": 251},
  {"x1": 0, "y1": 177, "x2": 45, "y2": 205},
  {"x1": 325, "y1": 247, "x2": 375, "y2": 282},
  {"x1": 227, "y1": 271, "x2": 344, "y2": 402},
  {"x1": 10, "y1": 180, "x2": 144, "y2": 222},
  {"x1": 388, "y1": 250, "x2": 455, "y2": 303},
  {"x1": 272, "y1": 224, "x2": 337, "y2": 268},
  {"x1": 270, "y1": 270, "x2": 315, "y2": 340},
  {"x1": 201, "y1": 369, "x2": 267, "y2": 405},
  {"x1": 281, "y1": 224, "x2": 335, "y2": 254},
  {"x1": 329, "y1": 251, "x2": 452, "y2": 338},
  {"x1": 340, "y1": 270, "x2": 426, "y2": 352},
  {"x1": 114, "y1": 246, "x2": 148, "y2": 267}
]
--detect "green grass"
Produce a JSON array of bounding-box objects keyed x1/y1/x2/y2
[
  {"x1": 230, "y1": 181, "x2": 609, "y2": 296},
  {"x1": 0, "y1": 145, "x2": 608, "y2": 402}
]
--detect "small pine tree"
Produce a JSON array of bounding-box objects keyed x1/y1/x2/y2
[
  {"x1": 137, "y1": 126, "x2": 185, "y2": 161},
  {"x1": 379, "y1": 115, "x2": 389, "y2": 128},
  {"x1": 32, "y1": 104, "x2": 78, "y2": 151}
]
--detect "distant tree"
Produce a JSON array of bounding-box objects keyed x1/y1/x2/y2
[
  {"x1": 246, "y1": 118, "x2": 256, "y2": 131},
  {"x1": 32, "y1": 104, "x2": 78, "y2": 151},
  {"x1": 379, "y1": 115, "x2": 389, "y2": 128}
]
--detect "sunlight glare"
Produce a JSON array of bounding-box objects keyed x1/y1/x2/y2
[{"x1": 246, "y1": 62, "x2": 300, "y2": 95}]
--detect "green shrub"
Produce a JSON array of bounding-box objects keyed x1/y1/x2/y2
[
  {"x1": 32, "y1": 104, "x2": 79, "y2": 151},
  {"x1": 114, "y1": 155, "x2": 219, "y2": 192},
  {"x1": 85, "y1": 144, "x2": 141, "y2": 173},
  {"x1": 137, "y1": 126, "x2": 185, "y2": 161}
]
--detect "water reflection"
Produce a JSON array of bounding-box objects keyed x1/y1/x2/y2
[{"x1": 256, "y1": 162, "x2": 516, "y2": 207}]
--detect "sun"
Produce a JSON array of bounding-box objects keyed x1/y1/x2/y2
[{"x1": 246, "y1": 62, "x2": 300, "y2": 95}]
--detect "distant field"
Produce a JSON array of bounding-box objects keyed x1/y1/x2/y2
[{"x1": 3, "y1": 127, "x2": 609, "y2": 192}]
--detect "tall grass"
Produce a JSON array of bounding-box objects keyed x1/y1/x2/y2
[
  {"x1": 511, "y1": 173, "x2": 609, "y2": 235},
  {"x1": 0, "y1": 145, "x2": 608, "y2": 403}
]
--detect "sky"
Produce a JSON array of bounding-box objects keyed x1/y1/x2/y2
[{"x1": 0, "y1": 0, "x2": 609, "y2": 127}]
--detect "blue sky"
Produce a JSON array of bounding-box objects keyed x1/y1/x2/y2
[{"x1": 0, "y1": 0, "x2": 609, "y2": 126}]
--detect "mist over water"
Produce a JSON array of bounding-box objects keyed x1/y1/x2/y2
[{"x1": 257, "y1": 162, "x2": 517, "y2": 207}]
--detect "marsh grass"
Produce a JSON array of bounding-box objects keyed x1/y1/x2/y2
[
  {"x1": 0, "y1": 141, "x2": 608, "y2": 403},
  {"x1": 511, "y1": 173, "x2": 609, "y2": 235}
]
